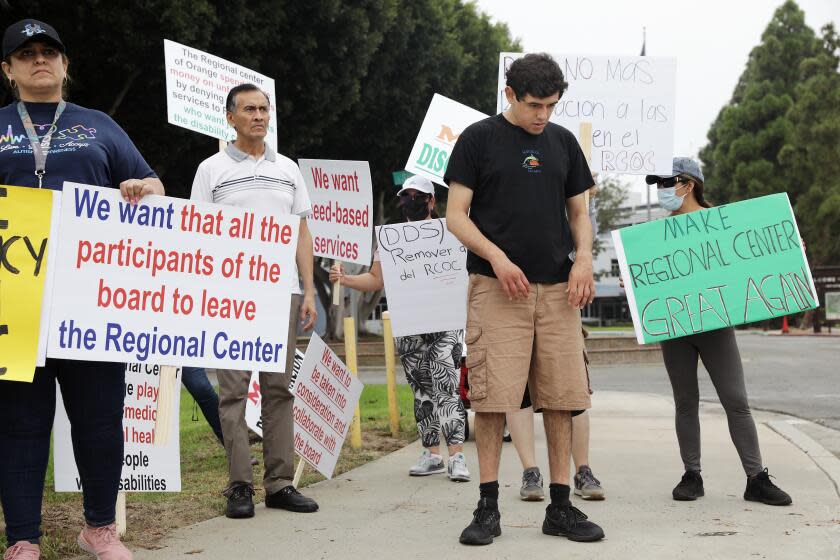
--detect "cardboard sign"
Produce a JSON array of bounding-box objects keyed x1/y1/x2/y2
[
  {"x1": 245, "y1": 349, "x2": 305, "y2": 437},
  {"x1": 612, "y1": 193, "x2": 818, "y2": 344},
  {"x1": 0, "y1": 185, "x2": 60, "y2": 382},
  {"x1": 497, "y1": 53, "x2": 676, "y2": 175},
  {"x1": 298, "y1": 159, "x2": 373, "y2": 265},
  {"x1": 54, "y1": 364, "x2": 182, "y2": 492},
  {"x1": 405, "y1": 94, "x2": 488, "y2": 187},
  {"x1": 47, "y1": 183, "x2": 299, "y2": 372},
  {"x1": 376, "y1": 218, "x2": 468, "y2": 336},
  {"x1": 164, "y1": 39, "x2": 278, "y2": 149},
  {"x1": 293, "y1": 334, "x2": 364, "y2": 479}
]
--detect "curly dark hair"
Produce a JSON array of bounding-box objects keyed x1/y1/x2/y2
[{"x1": 505, "y1": 53, "x2": 569, "y2": 100}]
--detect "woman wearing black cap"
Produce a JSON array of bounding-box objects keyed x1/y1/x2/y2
[
  {"x1": 0, "y1": 19, "x2": 163, "y2": 560},
  {"x1": 633, "y1": 157, "x2": 792, "y2": 506}
]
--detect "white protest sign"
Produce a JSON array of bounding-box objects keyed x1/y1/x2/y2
[
  {"x1": 54, "y1": 364, "x2": 182, "y2": 492},
  {"x1": 405, "y1": 94, "x2": 488, "y2": 187},
  {"x1": 47, "y1": 183, "x2": 299, "y2": 372},
  {"x1": 293, "y1": 334, "x2": 364, "y2": 479},
  {"x1": 298, "y1": 159, "x2": 373, "y2": 266},
  {"x1": 246, "y1": 349, "x2": 305, "y2": 437},
  {"x1": 164, "y1": 39, "x2": 278, "y2": 149},
  {"x1": 376, "y1": 218, "x2": 467, "y2": 337},
  {"x1": 497, "y1": 53, "x2": 676, "y2": 175}
]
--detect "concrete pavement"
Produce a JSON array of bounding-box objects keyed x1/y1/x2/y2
[{"x1": 134, "y1": 392, "x2": 840, "y2": 560}]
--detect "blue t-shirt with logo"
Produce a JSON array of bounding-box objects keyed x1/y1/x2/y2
[{"x1": 0, "y1": 101, "x2": 155, "y2": 190}]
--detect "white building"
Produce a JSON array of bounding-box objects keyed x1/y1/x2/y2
[{"x1": 585, "y1": 190, "x2": 669, "y2": 325}]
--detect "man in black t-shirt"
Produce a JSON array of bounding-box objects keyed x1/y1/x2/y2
[{"x1": 446, "y1": 53, "x2": 604, "y2": 545}]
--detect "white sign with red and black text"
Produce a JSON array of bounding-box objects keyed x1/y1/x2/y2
[
  {"x1": 54, "y1": 364, "x2": 182, "y2": 492},
  {"x1": 292, "y1": 334, "x2": 363, "y2": 479}
]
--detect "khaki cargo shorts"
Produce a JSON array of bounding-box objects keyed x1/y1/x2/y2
[{"x1": 465, "y1": 273, "x2": 591, "y2": 413}]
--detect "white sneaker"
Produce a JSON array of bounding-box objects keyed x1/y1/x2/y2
[
  {"x1": 409, "y1": 449, "x2": 446, "y2": 476},
  {"x1": 448, "y1": 452, "x2": 471, "y2": 482}
]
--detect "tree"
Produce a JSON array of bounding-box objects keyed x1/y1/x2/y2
[
  {"x1": 699, "y1": 0, "x2": 821, "y2": 204},
  {"x1": 779, "y1": 24, "x2": 840, "y2": 266},
  {"x1": 591, "y1": 176, "x2": 631, "y2": 277}
]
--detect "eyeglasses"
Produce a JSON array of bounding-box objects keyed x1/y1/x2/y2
[
  {"x1": 399, "y1": 192, "x2": 431, "y2": 202},
  {"x1": 656, "y1": 176, "x2": 688, "y2": 189}
]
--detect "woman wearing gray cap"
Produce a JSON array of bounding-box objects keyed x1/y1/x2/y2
[
  {"x1": 636, "y1": 157, "x2": 792, "y2": 506},
  {"x1": 0, "y1": 19, "x2": 163, "y2": 560},
  {"x1": 330, "y1": 175, "x2": 471, "y2": 482}
]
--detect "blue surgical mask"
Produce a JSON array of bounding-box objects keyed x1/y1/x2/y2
[{"x1": 658, "y1": 186, "x2": 686, "y2": 211}]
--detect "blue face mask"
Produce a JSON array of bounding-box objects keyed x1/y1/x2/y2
[{"x1": 658, "y1": 186, "x2": 686, "y2": 211}]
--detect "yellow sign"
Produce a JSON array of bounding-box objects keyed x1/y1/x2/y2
[{"x1": 0, "y1": 185, "x2": 54, "y2": 382}]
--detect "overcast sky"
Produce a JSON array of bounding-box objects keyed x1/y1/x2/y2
[{"x1": 474, "y1": 0, "x2": 838, "y2": 195}]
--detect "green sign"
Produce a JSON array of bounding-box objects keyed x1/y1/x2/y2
[
  {"x1": 392, "y1": 170, "x2": 414, "y2": 186},
  {"x1": 612, "y1": 193, "x2": 818, "y2": 344}
]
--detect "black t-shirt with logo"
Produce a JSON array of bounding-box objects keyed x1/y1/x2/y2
[{"x1": 444, "y1": 114, "x2": 594, "y2": 283}]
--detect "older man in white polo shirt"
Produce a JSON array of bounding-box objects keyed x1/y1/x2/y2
[{"x1": 190, "y1": 83, "x2": 318, "y2": 519}]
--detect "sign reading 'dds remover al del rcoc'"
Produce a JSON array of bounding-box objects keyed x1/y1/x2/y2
[
  {"x1": 497, "y1": 53, "x2": 676, "y2": 175},
  {"x1": 46, "y1": 183, "x2": 300, "y2": 372},
  {"x1": 613, "y1": 193, "x2": 818, "y2": 344}
]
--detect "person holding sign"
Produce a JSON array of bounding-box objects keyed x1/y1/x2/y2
[
  {"x1": 636, "y1": 157, "x2": 792, "y2": 506},
  {"x1": 190, "y1": 84, "x2": 318, "y2": 520},
  {"x1": 0, "y1": 19, "x2": 164, "y2": 560},
  {"x1": 445, "y1": 53, "x2": 604, "y2": 545},
  {"x1": 330, "y1": 175, "x2": 471, "y2": 482}
]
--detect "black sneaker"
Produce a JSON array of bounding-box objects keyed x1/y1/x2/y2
[
  {"x1": 265, "y1": 485, "x2": 319, "y2": 512},
  {"x1": 744, "y1": 468, "x2": 792, "y2": 506},
  {"x1": 459, "y1": 497, "x2": 501, "y2": 545},
  {"x1": 672, "y1": 471, "x2": 704, "y2": 501},
  {"x1": 542, "y1": 503, "x2": 605, "y2": 542},
  {"x1": 224, "y1": 483, "x2": 255, "y2": 518}
]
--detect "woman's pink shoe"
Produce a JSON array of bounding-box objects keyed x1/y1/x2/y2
[
  {"x1": 77, "y1": 524, "x2": 131, "y2": 560},
  {"x1": 3, "y1": 541, "x2": 40, "y2": 560}
]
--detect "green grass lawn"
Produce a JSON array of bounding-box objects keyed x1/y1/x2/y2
[{"x1": 1, "y1": 384, "x2": 418, "y2": 559}]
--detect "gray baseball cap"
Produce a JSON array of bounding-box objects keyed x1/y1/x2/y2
[{"x1": 645, "y1": 156, "x2": 704, "y2": 184}]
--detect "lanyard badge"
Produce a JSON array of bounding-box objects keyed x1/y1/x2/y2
[{"x1": 17, "y1": 100, "x2": 67, "y2": 189}]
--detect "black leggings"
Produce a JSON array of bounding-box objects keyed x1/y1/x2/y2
[{"x1": 660, "y1": 328, "x2": 763, "y2": 476}]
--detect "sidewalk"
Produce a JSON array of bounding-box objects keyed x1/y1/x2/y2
[{"x1": 134, "y1": 392, "x2": 840, "y2": 560}]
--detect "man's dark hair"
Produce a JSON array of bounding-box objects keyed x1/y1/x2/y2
[
  {"x1": 506, "y1": 53, "x2": 569, "y2": 100},
  {"x1": 226, "y1": 83, "x2": 270, "y2": 112}
]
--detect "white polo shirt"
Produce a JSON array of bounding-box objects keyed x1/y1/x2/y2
[{"x1": 191, "y1": 143, "x2": 312, "y2": 294}]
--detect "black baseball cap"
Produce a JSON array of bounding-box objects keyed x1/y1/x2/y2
[{"x1": 2, "y1": 19, "x2": 65, "y2": 60}]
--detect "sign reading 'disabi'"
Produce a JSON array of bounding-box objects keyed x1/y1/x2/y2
[
  {"x1": 293, "y1": 334, "x2": 364, "y2": 479},
  {"x1": 164, "y1": 39, "x2": 278, "y2": 149},
  {"x1": 298, "y1": 159, "x2": 373, "y2": 265},
  {"x1": 612, "y1": 193, "x2": 818, "y2": 344},
  {"x1": 0, "y1": 185, "x2": 60, "y2": 381},
  {"x1": 54, "y1": 364, "x2": 182, "y2": 492},
  {"x1": 376, "y1": 218, "x2": 467, "y2": 336},
  {"x1": 405, "y1": 94, "x2": 488, "y2": 187},
  {"x1": 246, "y1": 349, "x2": 305, "y2": 437},
  {"x1": 497, "y1": 53, "x2": 676, "y2": 175},
  {"x1": 47, "y1": 183, "x2": 299, "y2": 372}
]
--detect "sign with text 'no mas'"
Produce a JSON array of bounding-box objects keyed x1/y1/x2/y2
[
  {"x1": 612, "y1": 194, "x2": 818, "y2": 344},
  {"x1": 405, "y1": 94, "x2": 488, "y2": 187},
  {"x1": 164, "y1": 39, "x2": 278, "y2": 149},
  {"x1": 298, "y1": 159, "x2": 373, "y2": 265},
  {"x1": 293, "y1": 334, "x2": 363, "y2": 479},
  {"x1": 54, "y1": 364, "x2": 182, "y2": 492},
  {"x1": 497, "y1": 53, "x2": 676, "y2": 175},
  {"x1": 0, "y1": 186, "x2": 60, "y2": 382},
  {"x1": 376, "y1": 218, "x2": 468, "y2": 337},
  {"x1": 47, "y1": 183, "x2": 299, "y2": 372}
]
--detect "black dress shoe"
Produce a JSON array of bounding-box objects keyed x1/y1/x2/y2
[
  {"x1": 225, "y1": 483, "x2": 255, "y2": 519},
  {"x1": 265, "y1": 485, "x2": 319, "y2": 512}
]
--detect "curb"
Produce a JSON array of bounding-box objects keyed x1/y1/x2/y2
[{"x1": 768, "y1": 419, "x2": 840, "y2": 499}]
